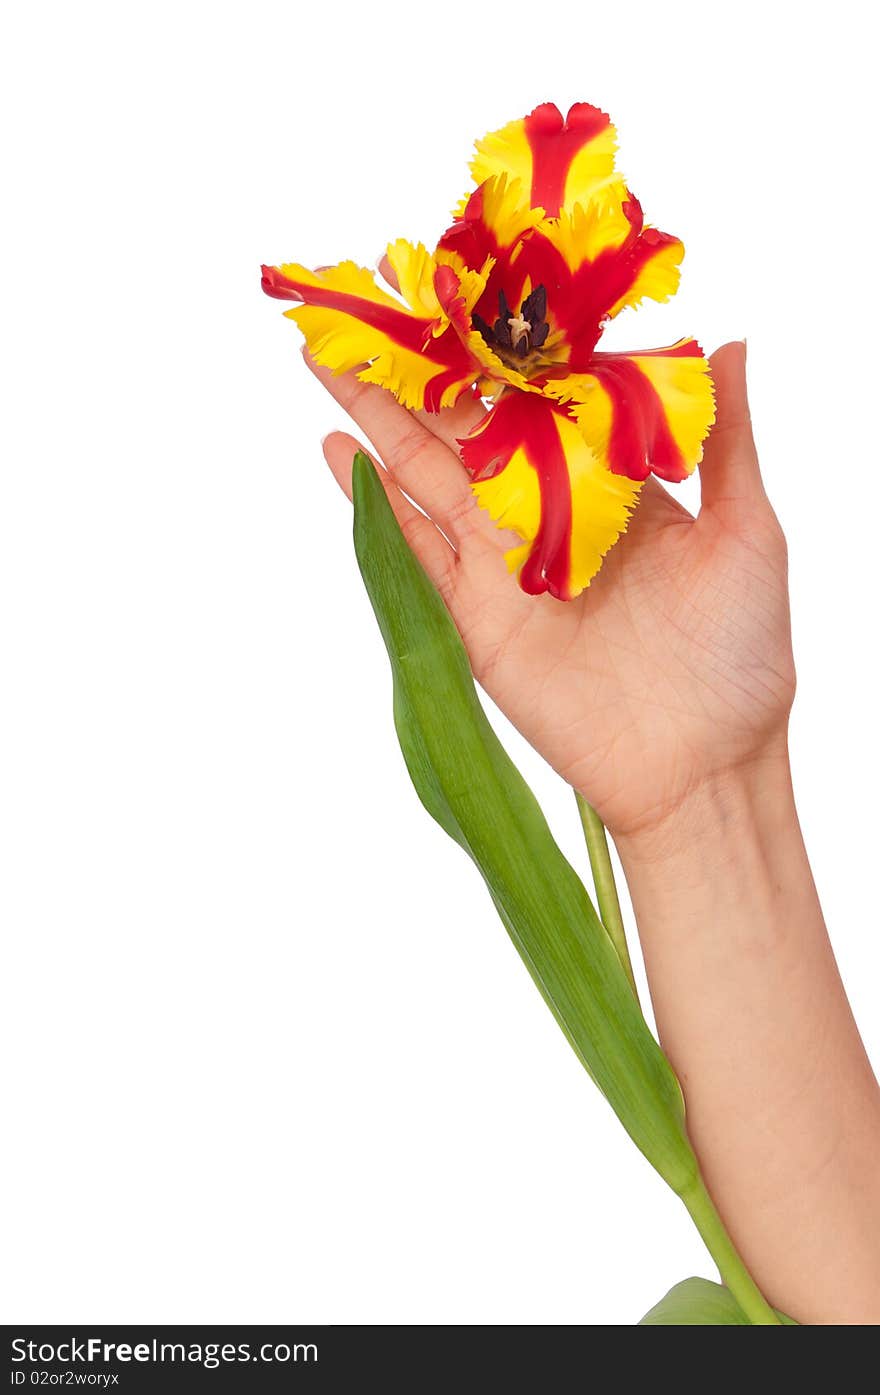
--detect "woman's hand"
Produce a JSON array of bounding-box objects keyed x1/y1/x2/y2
[
  {"x1": 312, "y1": 340, "x2": 796, "y2": 843},
  {"x1": 310, "y1": 340, "x2": 880, "y2": 1324}
]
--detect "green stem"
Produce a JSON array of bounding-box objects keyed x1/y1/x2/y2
[
  {"x1": 680, "y1": 1176, "x2": 781, "y2": 1325},
  {"x1": 575, "y1": 792, "x2": 639, "y2": 1001}
]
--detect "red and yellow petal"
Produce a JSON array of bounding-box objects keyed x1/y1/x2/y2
[
  {"x1": 551, "y1": 340, "x2": 716, "y2": 483},
  {"x1": 438, "y1": 176, "x2": 544, "y2": 311},
  {"x1": 540, "y1": 194, "x2": 684, "y2": 315},
  {"x1": 261, "y1": 248, "x2": 482, "y2": 412},
  {"x1": 605, "y1": 228, "x2": 684, "y2": 317},
  {"x1": 526, "y1": 194, "x2": 686, "y2": 369},
  {"x1": 464, "y1": 102, "x2": 624, "y2": 218},
  {"x1": 458, "y1": 390, "x2": 642, "y2": 601}
]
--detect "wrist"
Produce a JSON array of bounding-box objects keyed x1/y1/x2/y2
[
  {"x1": 612, "y1": 738, "x2": 796, "y2": 880},
  {"x1": 610, "y1": 736, "x2": 823, "y2": 989}
]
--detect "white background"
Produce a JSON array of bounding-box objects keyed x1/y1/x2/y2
[{"x1": 2, "y1": 2, "x2": 876, "y2": 1325}]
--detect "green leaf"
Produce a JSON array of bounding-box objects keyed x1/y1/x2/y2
[
  {"x1": 351, "y1": 453, "x2": 696, "y2": 1195},
  {"x1": 351, "y1": 455, "x2": 784, "y2": 1325},
  {"x1": 639, "y1": 1278, "x2": 798, "y2": 1325}
]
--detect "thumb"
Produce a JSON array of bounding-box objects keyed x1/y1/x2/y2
[{"x1": 698, "y1": 341, "x2": 766, "y2": 514}]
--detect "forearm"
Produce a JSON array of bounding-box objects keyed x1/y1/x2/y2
[{"x1": 613, "y1": 748, "x2": 880, "y2": 1325}]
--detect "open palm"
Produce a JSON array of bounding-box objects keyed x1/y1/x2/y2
[{"x1": 311, "y1": 341, "x2": 795, "y2": 839}]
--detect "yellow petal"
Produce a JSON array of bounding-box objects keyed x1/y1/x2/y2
[{"x1": 465, "y1": 102, "x2": 623, "y2": 218}]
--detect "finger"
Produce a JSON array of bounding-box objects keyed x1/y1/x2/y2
[
  {"x1": 304, "y1": 351, "x2": 503, "y2": 551},
  {"x1": 321, "y1": 430, "x2": 457, "y2": 598},
  {"x1": 698, "y1": 341, "x2": 766, "y2": 514}
]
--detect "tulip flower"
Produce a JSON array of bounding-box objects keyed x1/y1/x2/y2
[{"x1": 262, "y1": 101, "x2": 714, "y2": 601}]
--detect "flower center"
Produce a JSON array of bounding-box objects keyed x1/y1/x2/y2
[{"x1": 474, "y1": 285, "x2": 550, "y2": 368}]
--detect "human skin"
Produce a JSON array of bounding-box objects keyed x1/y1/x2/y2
[{"x1": 308, "y1": 339, "x2": 880, "y2": 1324}]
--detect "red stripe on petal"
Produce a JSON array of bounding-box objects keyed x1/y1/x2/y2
[
  {"x1": 261, "y1": 264, "x2": 303, "y2": 300},
  {"x1": 437, "y1": 187, "x2": 492, "y2": 274},
  {"x1": 524, "y1": 102, "x2": 612, "y2": 216},
  {"x1": 264, "y1": 265, "x2": 464, "y2": 362},
  {"x1": 458, "y1": 391, "x2": 575, "y2": 600},
  {"x1": 549, "y1": 195, "x2": 649, "y2": 368},
  {"x1": 589, "y1": 353, "x2": 688, "y2": 482},
  {"x1": 438, "y1": 187, "x2": 527, "y2": 314},
  {"x1": 423, "y1": 364, "x2": 475, "y2": 412},
  {"x1": 433, "y1": 263, "x2": 471, "y2": 334},
  {"x1": 518, "y1": 406, "x2": 574, "y2": 598}
]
